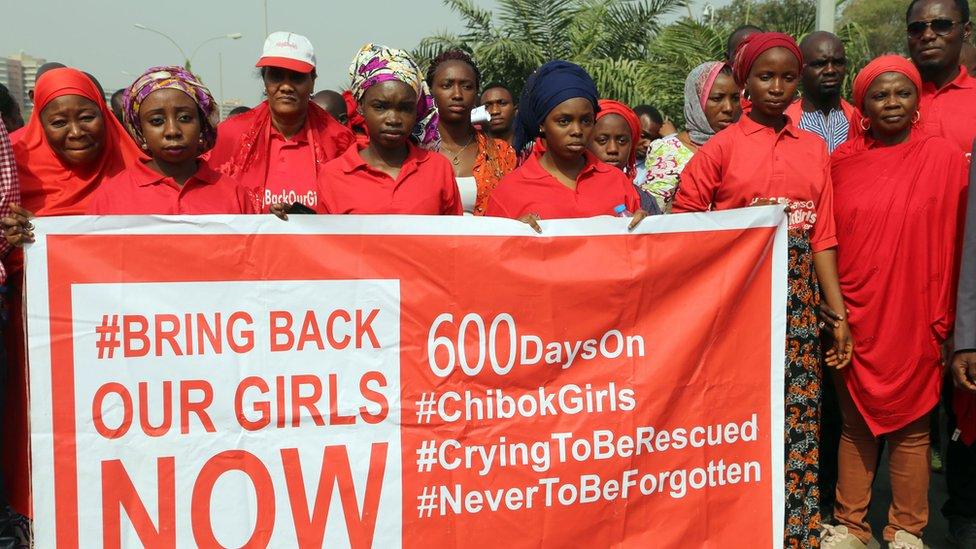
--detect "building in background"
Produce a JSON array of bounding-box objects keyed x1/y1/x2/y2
[
  {"x1": 3, "y1": 52, "x2": 47, "y2": 119},
  {"x1": 220, "y1": 98, "x2": 244, "y2": 120}
]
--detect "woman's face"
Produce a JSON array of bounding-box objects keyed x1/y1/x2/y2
[
  {"x1": 588, "y1": 113, "x2": 632, "y2": 170},
  {"x1": 862, "y1": 71, "x2": 918, "y2": 142},
  {"x1": 263, "y1": 67, "x2": 315, "y2": 119},
  {"x1": 361, "y1": 80, "x2": 418, "y2": 150},
  {"x1": 138, "y1": 88, "x2": 203, "y2": 166},
  {"x1": 746, "y1": 47, "x2": 799, "y2": 120},
  {"x1": 40, "y1": 94, "x2": 105, "y2": 167},
  {"x1": 541, "y1": 97, "x2": 595, "y2": 161},
  {"x1": 703, "y1": 72, "x2": 741, "y2": 132},
  {"x1": 430, "y1": 60, "x2": 477, "y2": 124}
]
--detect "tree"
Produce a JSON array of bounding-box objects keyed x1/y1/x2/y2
[
  {"x1": 712, "y1": 0, "x2": 817, "y2": 37},
  {"x1": 839, "y1": 0, "x2": 976, "y2": 57},
  {"x1": 413, "y1": 0, "x2": 688, "y2": 105}
]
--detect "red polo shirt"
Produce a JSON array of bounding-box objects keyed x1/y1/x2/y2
[
  {"x1": 486, "y1": 151, "x2": 640, "y2": 219},
  {"x1": 87, "y1": 159, "x2": 257, "y2": 215},
  {"x1": 920, "y1": 66, "x2": 976, "y2": 154},
  {"x1": 316, "y1": 143, "x2": 462, "y2": 215},
  {"x1": 264, "y1": 125, "x2": 319, "y2": 211},
  {"x1": 673, "y1": 115, "x2": 837, "y2": 252}
]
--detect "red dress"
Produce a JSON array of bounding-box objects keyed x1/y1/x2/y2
[{"x1": 831, "y1": 131, "x2": 968, "y2": 434}]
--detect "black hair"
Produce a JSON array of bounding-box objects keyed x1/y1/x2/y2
[
  {"x1": 633, "y1": 104, "x2": 663, "y2": 124},
  {"x1": 35, "y1": 62, "x2": 66, "y2": 82},
  {"x1": 481, "y1": 81, "x2": 513, "y2": 98},
  {"x1": 426, "y1": 50, "x2": 481, "y2": 89},
  {"x1": 726, "y1": 25, "x2": 764, "y2": 58},
  {"x1": 906, "y1": 0, "x2": 970, "y2": 22},
  {"x1": 228, "y1": 105, "x2": 251, "y2": 117},
  {"x1": 111, "y1": 88, "x2": 125, "y2": 103},
  {"x1": 84, "y1": 72, "x2": 105, "y2": 99},
  {"x1": 0, "y1": 83, "x2": 17, "y2": 119}
]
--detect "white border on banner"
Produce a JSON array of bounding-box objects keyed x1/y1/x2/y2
[{"x1": 24, "y1": 206, "x2": 789, "y2": 548}]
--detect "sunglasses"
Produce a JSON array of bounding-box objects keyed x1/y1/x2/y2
[{"x1": 907, "y1": 18, "x2": 958, "y2": 38}]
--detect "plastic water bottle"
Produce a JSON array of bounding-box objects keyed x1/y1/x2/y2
[{"x1": 614, "y1": 204, "x2": 631, "y2": 217}]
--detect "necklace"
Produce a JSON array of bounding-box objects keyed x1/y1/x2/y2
[{"x1": 442, "y1": 133, "x2": 476, "y2": 165}]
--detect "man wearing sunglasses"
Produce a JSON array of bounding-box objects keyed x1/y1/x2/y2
[
  {"x1": 786, "y1": 31, "x2": 858, "y2": 154},
  {"x1": 908, "y1": 0, "x2": 976, "y2": 154}
]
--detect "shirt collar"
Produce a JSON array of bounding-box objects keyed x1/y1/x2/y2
[
  {"x1": 925, "y1": 65, "x2": 976, "y2": 93},
  {"x1": 133, "y1": 159, "x2": 218, "y2": 188},
  {"x1": 520, "y1": 150, "x2": 609, "y2": 181},
  {"x1": 739, "y1": 113, "x2": 800, "y2": 138},
  {"x1": 270, "y1": 123, "x2": 309, "y2": 144},
  {"x1": 338, "y1": 141, "x2": 430, "y2": 175}
]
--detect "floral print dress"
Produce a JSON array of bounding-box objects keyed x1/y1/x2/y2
[{"x1": 639, "y1": 134, "x2": 695, "y2": 214}]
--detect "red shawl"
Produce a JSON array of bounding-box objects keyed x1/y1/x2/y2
[
  {"x1": 13, "y1": 67, "x2": 141, "y2": 216},
  {"x1": 831, "y1": 130, "x2": 969, "y2": 435},
  {"x1": 208, "y1": 100, "x2": 355, "y2": 194}
]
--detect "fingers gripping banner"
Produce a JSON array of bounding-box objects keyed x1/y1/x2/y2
[{"x1": 25, "y1": 208, "x2": 787, "y2": 548}]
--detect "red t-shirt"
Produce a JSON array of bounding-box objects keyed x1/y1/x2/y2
[
  {"x1": 316, "y1": 144, "x2": 462, "y2": 215},
  {"x1": 673, "y1": 115, "x2": 837, "y2": 252},
  {"x1": 87, "y1": 159, "x2": 257, "y2": 215},
  {"x1": 919, "y1": 66, "x2": 976, "y2": 155},
  {"x1": 485, "y1": 151, "x2": 641, "y2": 219}
]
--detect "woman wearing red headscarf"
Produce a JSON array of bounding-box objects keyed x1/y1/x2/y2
[
  {"x1": 588, "y1": 99, "x2": 658, "y2": 212},
  {"x1": 0, "y1": 67, "x2": 142, "y2": 522},
  {"x1": 674, "y1": 33, "x2": 852, "y2": 547},
  {"x1": 819, "y1": 56, "x2": 968, "y2": 549}
]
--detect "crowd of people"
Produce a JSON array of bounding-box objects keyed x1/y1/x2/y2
[{"x1": 0, "y1": 0, "x2": 975, "y2": 547}]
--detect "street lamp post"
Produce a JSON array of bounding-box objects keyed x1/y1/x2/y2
[{"x1": 133, "y1": 24, "x2": 242, "y2": 71}]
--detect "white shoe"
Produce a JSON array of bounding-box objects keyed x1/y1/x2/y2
[
  {"x1": 889, "y1": 530, "x2": 925, "y2": 549},
  {"x1": 821, "y1": 524, "x2": 869, "y2": 549}
]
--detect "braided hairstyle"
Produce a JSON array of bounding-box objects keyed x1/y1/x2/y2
[{"x1": 426, "y1": 50, "x2": 481, "y2": 88}]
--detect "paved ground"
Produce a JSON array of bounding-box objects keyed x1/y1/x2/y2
[{"x1": 864, "y1": 411, "x2": 951, "y2": 548}]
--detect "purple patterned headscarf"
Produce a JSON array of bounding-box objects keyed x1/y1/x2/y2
[
  {"x1": 348, "y1": 43, "x2": 439, "y2": 148},
  {"x1": 123, "y1": 65, "x2": 220, "y2": 151}
]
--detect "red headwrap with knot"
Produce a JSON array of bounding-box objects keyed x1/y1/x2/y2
[
  {"x1": 596, "y1": 99, "x2": 641, "y2": 176},
  {"x1": 732, "y1": 32, "x2": 802, "y2": 87},
  {"x1": 852, "y1": 54, "x2": 923, "y2": 112}
]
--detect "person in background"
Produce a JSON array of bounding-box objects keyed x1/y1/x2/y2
[
  {"x1": 480, "y1": 82, "x2": 517, "y2": 145},
  {"x1": 208, "y1": 31, "x2": 355, "y2": 213},
  {"x1": 726, "y1": 24, "x2": 764, "y2": 63},
  {"x1": 0, "y1": 66, "x2": 141, "y2": 529},
  {"x1": 632, "y1": 104, "x2": 667, "y2": 185},
  {"x1": 25, "y1": 62, "x2": 66, "y2": 105},
  {"x1": 87, "y1": 66, "x2": 255, "y2": 215},
  {"x1": 786, "y1": 31, "x2": 857, "y2": 153},
  {"x1": 486, "y1": 60, "x2": 646, "y2": 231},
  {"x1": 273, "y1": 43, "x2": 459, "y2": 216},
  {"x1": 960, "y1": 41, "x2": 976, "y2": 75},
  {"x1": 227, "y1": 105, "x2": 251, "y2": 118},
  {"x1": 642, "y1": 62, "x2": 739, "y2": 214},
  {"x1": 821, "y1": 55, "x2": 968, "y2": 549},
  {"x1": 674, "y1": 33, "x2": 852, "y2": 547},
  {"x1": 342, "y1": 89, "x2": 370, "y2": 146},
  {"x1": 949, "y1": 142, "x2": 976, "y2": 549},
  {"x1": 427, "y1": 50, "x2": 515, "y2": 215},
  {"x1": 0, "y1": 85, "x2": 23, "y2": 133},
  {"x1": 0, "y1": 118, "x2": 22, "y2": 549},
  {"x1": 311, "y1": 89, "x2": 349, "y2": 125},
  {"x1": 110, "y1": 88, "x2": 126, "y2": 125},
  {"x1": 588, "y1": 99, "x2": 660, "y2": 213},
  {"x1": 908, "y1": 0, "x2": 976, "y2": 153}
]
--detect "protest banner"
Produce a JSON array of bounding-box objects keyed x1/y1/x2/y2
[{"x1": 25, "y1": 208, "x2": 786, "y2": 548}]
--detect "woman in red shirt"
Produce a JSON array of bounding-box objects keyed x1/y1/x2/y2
[
  {"x1": 0, "y1": 66, "x2": 143, "y2": 525},
  {"x1": 485, "y1": 61, "x2": 646, "y2": 232},
  {"x1": 275, "y1": 43, "x2": 460, "y2": 216},
  {"x1": 673, "y1": 33, "x2": 852, "y2": 546},
  {"x1": 820, "y1": 56, "x2": 968, "y2": 549},
  {"x1": 208, "y1": 32, "x2": 355, "y2": 213},
  {"x1": 88, "y1": 66, "x2": 255, "y2": 215}
]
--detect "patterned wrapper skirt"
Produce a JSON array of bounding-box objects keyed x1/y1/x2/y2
[{"x1": 784, "y1": 231, "x2": 823, "y2": 548}]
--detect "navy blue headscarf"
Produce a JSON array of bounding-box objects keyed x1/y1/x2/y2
[{"x1": 512, "y1": 60, "x2": 600, "y2": 153}]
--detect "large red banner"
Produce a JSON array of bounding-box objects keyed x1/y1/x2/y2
[{"x1": 25, "y1": 209, "x2": 786, "y2": 548}]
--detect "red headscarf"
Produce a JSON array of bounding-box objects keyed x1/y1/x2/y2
[
  {"x1": 12, "y1": 67, "x2": 141, "y2": 216},
  {"x1": 851, "y1": 54, "x2": 923, "y2": 112},
  {"x1": 596, "y1": 99, "x2": 640, "y2": 176},
  {"x1": 732, "y1": 32, "x2": 802, "y2": 87},
  {"x1": 342, "y1": 89, "x2": 370, "y2": 147}
]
